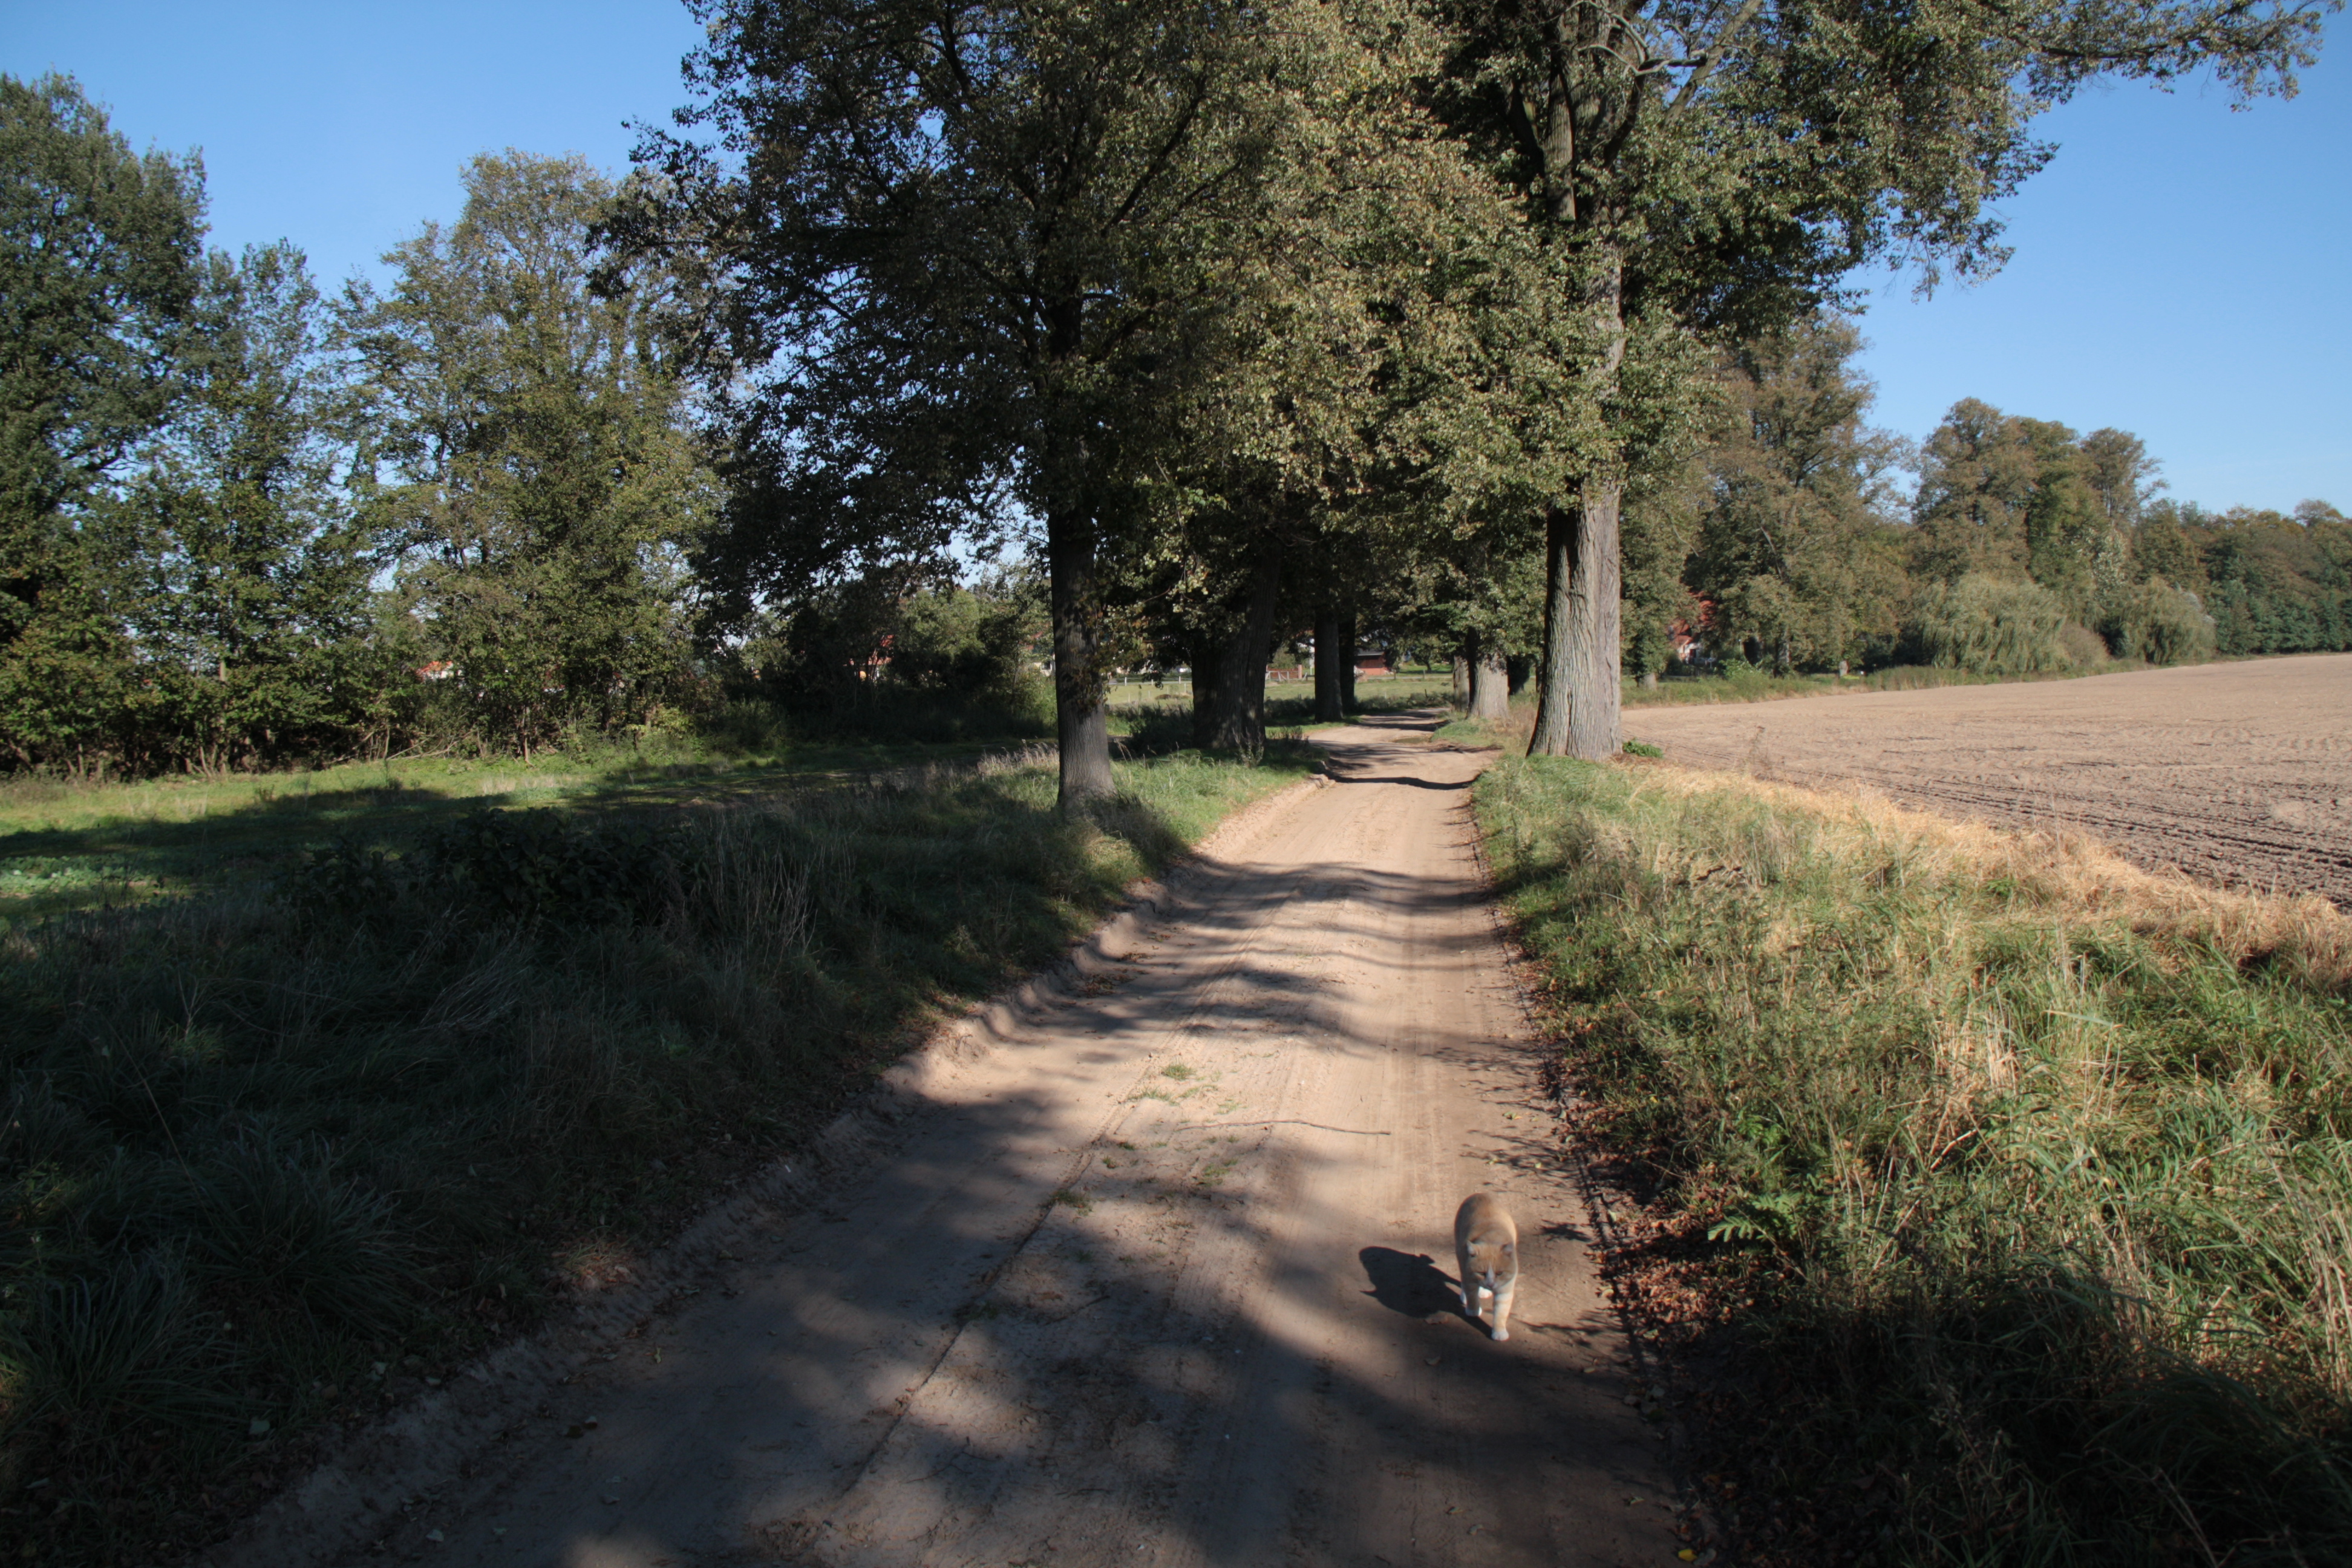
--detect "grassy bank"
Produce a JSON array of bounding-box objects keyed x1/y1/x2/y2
[
  {"x1": 0, "y1": 744, "x2": 1316, "y2": 1564},
  {"x1": 1476, "y1": 756, "x2": 2352, "y2": 1565}
]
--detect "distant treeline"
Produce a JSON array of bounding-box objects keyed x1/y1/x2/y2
[{"x1": 1650, "y1": 321, "x2": 2348, "y2": 685}]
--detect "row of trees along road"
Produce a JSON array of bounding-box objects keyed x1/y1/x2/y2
[
  {"x1": 2, "y1": 0, "x2": 2338, "y2": 789},
  {"x1": 629, "y1": 0, "x2": 2331, "y2": 803}
]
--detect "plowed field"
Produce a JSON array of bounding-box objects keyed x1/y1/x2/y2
[{"x1": 1623, "y1": 653, "x2": 2352, "y2": 907}]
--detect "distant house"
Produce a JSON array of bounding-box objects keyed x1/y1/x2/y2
[
  {"x1": 414, "y1": 660, "x2": 457, "y2": 682},
  {"x1": 1669, "y1": 610, "x2": 1714, "y2": 666},
  {"x1": 1353, "y1": 649, "x2": 1391, "y2": 677}
]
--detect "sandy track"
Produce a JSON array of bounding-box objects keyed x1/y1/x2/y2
[
  {"x1": 239, "y1": 716, "x2": 1672, "y2": 1568},
  {"x1": 1624, "y1": 653, "x2": 2352, "y2": 906}
]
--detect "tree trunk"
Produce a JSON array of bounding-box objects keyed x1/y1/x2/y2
[
  {"x1": 1527, "y1": 484, "x2": 1623, "y2": 759},
  {"x1": 1313, "y1": 603, "x2": 1345, "y2": 723},
  {"x1": 1338, "y1": 610, "x2": 1358, "y2": 712},
  {"x1": 1451, "y1": 655, "x2": 1469, "y2": 701},
  {"x1": 1529, "y1": 229, "x2": 1626, "y2": 761},
  {"x1": 1466, "y1": 631, "x2": 1510, "y2": 721},
  {"x1": 1048, "y1": 500, "x2": 1114, "y2": 802},
  {"x1": 1189, "y1": 629, "x2": 1221, "y2": 751},
  {"x1": 1194, "y1": 550, "x2": 1283, "y2": 751}
]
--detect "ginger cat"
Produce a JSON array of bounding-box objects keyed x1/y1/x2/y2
[{"x1": 1453, "y1": 1191, "x2": 1519, "y2": 1341}]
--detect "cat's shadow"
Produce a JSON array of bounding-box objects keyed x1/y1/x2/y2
[{"x1": 1357, "y1": 1246, "x2": 1467, "y2": 1322}]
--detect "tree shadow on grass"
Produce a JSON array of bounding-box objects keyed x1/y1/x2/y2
[{"x1": 0, "y1": 738, "x2": 1037, "y2": 921}]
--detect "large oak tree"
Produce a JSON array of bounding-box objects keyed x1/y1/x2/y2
[{"x1": 1439, "y1": 0, "x2": 2333, "y2": 758}]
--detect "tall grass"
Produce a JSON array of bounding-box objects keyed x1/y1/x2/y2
[
  {"x1": 0, "y1": 745, "x2": 1315, "y2": 1564},
  {"x1": 1477, "y1": 757, "x2": 2352, "y2": 1565}
]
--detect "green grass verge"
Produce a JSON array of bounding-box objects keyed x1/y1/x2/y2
[
  {"x1": 0, "y1": 742, "x2": 1316, "y2": 1564},
  {"x1": 1477, "y1": 755, "x2": 2352, "y2": 1566},
  {"x1": 0, "y1": 735, "x2": 1052, "y2": 926}
]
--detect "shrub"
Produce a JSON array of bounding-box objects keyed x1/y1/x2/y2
[
  {"x1": 1913, "y1": 573, "x2": 2085, "y2": 673},
  {"x1": 282, "y1": 835, "x2": 401, "y2": 926},
  {"x1": 415, "y1": 810, "x2": 687, "y2": 928},
  {"x1": 2102, "y1": 577, "x2": 2218, "y2": 665},
  {"x1": 184, "y1": 1129, "x2": 419, "y2": 1335},
  {"x1": 890, "y1": 585, "x2": 1045, "y2": 704}
]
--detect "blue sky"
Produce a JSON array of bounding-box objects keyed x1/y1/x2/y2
[
  {"x1": 1851, "y1": 68, "x2": 2350, "y2": 515},
  {"x1": 6, "y1": 2, "x2": 2345, "y2": 513}
]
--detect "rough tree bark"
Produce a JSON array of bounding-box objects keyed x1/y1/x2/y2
[
  {"x1": 1049, "y1": 404, "x2": 1119, "y2": 808},
  {"x1": 1337, "y1": 609, "x2": 1358, "y2": 712},
  {"x1": 1194, "y1": 550, "x2": 1283, "y2": 751},
  {"x1": 1313, "y1": 602, "x2": 1345, "y2": 723},
  {"x1": 1041, "y1": 303, "x2": 1114, "y2": 805},
  {"x1": 1529, "y1": 241, "x2": 1625, "y2": 760},
  {"x1": 1466, "y1": 630, "x2": 1511, "y2": 721},
  {"x1": 1049, "y1": 500, "x2": 1115, "y2": 800},
  {"x1": 1527, "y1": 486, "x2": 1622, "y2": 757}
]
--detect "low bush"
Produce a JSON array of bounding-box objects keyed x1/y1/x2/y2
[
  {"x1": 0, "y1": 745, "x2": 1312, "y2": 1563},
  {"x1": 1914, "y1": 573, "x2": 2096, "y2": 674},
  {"x1": 2101, "y1": 578, "x2": 2220, "y2": 666},
  {"x1": 1478, "y1": 756, "x2": 2352, "y2": 1564}
]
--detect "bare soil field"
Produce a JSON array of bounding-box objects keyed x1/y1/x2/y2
[
  {"x1": 220, "y1": 717, "x2": 1676, "y2": 1568},
  {"x1": 1623, "y1": 652, "x2": 2352, "y2": 906}
]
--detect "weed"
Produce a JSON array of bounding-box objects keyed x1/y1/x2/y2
[{"x1": 0, "y1": 1248, "x2": 240, "y2": 1451}]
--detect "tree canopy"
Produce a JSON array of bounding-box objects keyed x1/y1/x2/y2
[
  {"x1": 1435, "y1": 0, "x2": 2335, "y2": 757},
  {"x1": 2, "y1": 10, "x2": 2344, "y2": 782},
  {"x1": 0, "y1": 73, "x2": 205, "y2": 766}
]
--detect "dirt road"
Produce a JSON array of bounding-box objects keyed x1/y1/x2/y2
[
  {"x1": 241, "y1": 716, "x2": 1673, "y2": 1568},
  {"x1": 1624, "y1": 653, "x2": 2352, "y2": 906}
]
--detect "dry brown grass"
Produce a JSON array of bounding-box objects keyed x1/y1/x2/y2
[
  {"x1": 1622, "y1": 759, "x2": 2352, "y2": 996},
  {"x1": 1480, "y1": 753, "x2": 2352, "y2": 1563}
]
